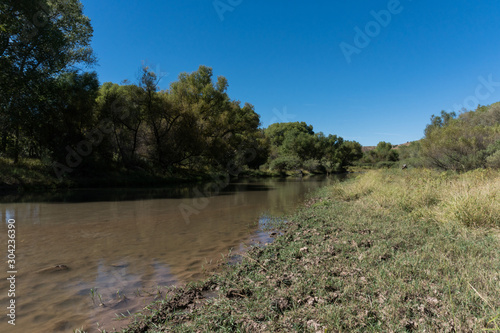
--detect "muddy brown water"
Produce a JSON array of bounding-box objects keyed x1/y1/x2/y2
[{"x1": 0, "y1": 176, "x2": 340, "y2": 332}]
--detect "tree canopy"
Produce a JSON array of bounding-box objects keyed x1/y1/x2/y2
[
  {"x1": 421, "y1": 105, "x2": 500, "y2": 171},
  {"x1": 263, "y1": 122, "x2": 362, "y2": 173},
  {"x1": 0, "y1": 0, "x2": 95, "y2": 162}
]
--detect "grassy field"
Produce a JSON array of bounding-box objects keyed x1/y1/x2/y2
[{"x1": 106, "y1": 169, "x2": 500, "y2": 332}]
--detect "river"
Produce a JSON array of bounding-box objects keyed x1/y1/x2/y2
[{"x1": 0, "y1": 176, "x2": 339, "y2": 332}]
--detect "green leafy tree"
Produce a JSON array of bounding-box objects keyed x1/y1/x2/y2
[
  {"x1": 398, "y1": 141, "x2": 423, "y2": 167},
  {"x1": 265, "y1": 122, "x2": 314, "y2": 149},
  {"x1": 360, "y1": 141, "x2": 398, "y2": 167},
  {"x1": 0, "y1": 0, "x2": 95, "y2": 162},
  {"x1": 485, "y1": 140, "x2": 500, "y2": 168},
  {"x1": 317, "y1": 134, "x2": 343, "y2": 173},
  {"x1": 40, "y1": 71, "x2": 99, "y2": 161},
  {"x1": 374, "y1": 141, "x2": 399, "y2": 162},
  {"x1": 95, "y1": 81, "x2": 147, "y2": 168},
  {"x1": 264, "y1": 122, "x2": 361, "y2": 173},
  {"x1": 424, "y1": 110, "x2": 457, "y2": 137},
  {"x1": 421, "y1": 104, "x2": 500, "y2": 171},
  {"x1": 169, "y1": 65, "x2": 261, "y2": 171},
  {"x1": 279, "y1": 130, "x2": 316, "y2": 160},
  {"x1": 246, "y1": 129, "x2": 270, "y2": 169},
  {"x1": 338, "y1": 140, "x2": 363, "y2": 168},
  {"x1": 269, "y1": 155, "x2": 301, "y2": 173}
]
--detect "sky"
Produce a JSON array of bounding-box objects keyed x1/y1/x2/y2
[{"x1": 80, "y1": 0, "x2": 500, "y2": 146}]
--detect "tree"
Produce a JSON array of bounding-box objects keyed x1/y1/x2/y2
[
  {"x1": 420, "y1": 104, "x2": 500, "y2": 171},
  {"x1": 0, "y1": 0, "x2": 95, "y2": 162},
  {"x1": 169, "y1": 65, "x2": 261, "y2": 171},
  {"x1": 359, "y1": 141, "x2": 399, "y2": 168},
  {"x1": 317, "y1": 134, "x2": 343, "y2": 173},
  {"x1": 279, "y1": 129, "x2": 316, "y2": 160},
  {"x1": 338, "y1": 140, "x2": 363, "y2": 168},
  {"x1": 263, "y1": 122, "x2": 361, "y2": 173},
  {"x1": 95, "y1": 81, "x2": 146, "y2": 168},
  {"x1": 265, "y1": 122, "x2": 314, "y2": 148},
  {"x1": 39, "y1": 71, "x2": 99, "y2": 161},
  {"x1": 424, "y1": 110, "x2": 457, "y2": 137},
  {"x1": 398, "y1": 141, "x2": 423, "y2": 167},
  {"x1": 264, "y1": 122, "x2": 315, "y2": 170}
]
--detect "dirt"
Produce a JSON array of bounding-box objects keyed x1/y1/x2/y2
[{"x1": 125, "y1": 283, "x2": 216, "y2": 332}]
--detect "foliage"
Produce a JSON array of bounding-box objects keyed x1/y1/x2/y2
[
  {"x1": 359, "y1": 141, "x2": 399, "y2": 168},
  {"x1": 40, "y1": 71, "x2": 100, "y2": 163},
  {"x1": 269, "y1": 155, "x2": 302, "y2": 173},
  {"x1": 265, "y1": 122, "x2": 314, "y2": 148},
  {"x1": 420, "y1": 105, "x2": 500, "y2": 171},
  {"x1": 91, "y1": 66, "x2": 263, "y2": 174},
  {"x1": 0, "y1": 0, "x2": 95, "y2": 162},
  {"x1": 302, "y1": 159, "x2": 322, "y2": 173},
  {"x1": 1, "y1": 62, "x2": 264, "y2": 182},
  {"x1": 168, "y1": 66, "x2": 262, "y2": 171},
  {"x1": 397, "y1": 141, "x2": 424, "y2": 168},
  {"x1": 486, "y1": 141, "x2": 500, "y2": 168},
  {"x1": 263, "y1": 122, "x2": 362, "y2": 173},
  {"x1": 423, "y1": 110, "x2": 457, "y2": 137}
]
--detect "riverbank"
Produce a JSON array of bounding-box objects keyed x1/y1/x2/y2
[
  {"x1": 0, "y1": 157, "x2": 288, "y2": 193},
  {"x1": 0, "y1": 157, "x2": 196, "y2": 192},
  {"x1": 111, "y1": 168, "x2": 499, "y2": 332},
  {"x1": 0, "y1": 157, "x2": 334, "y2": 197}
]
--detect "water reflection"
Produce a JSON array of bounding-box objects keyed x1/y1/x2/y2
[
  {"x1": 0, "y1": 179, "x2": 278, "y2": 204},
  {"x1": 0, "y1": 176, "x2": 340, "y2": 332}
]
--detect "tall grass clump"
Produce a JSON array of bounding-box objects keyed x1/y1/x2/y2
[
  {"x1": 332, "y1": 168, "x2": 500, "y2": 228},
  {"x1": 444, "y1": 169, "x2": 500, "y2": 227}
]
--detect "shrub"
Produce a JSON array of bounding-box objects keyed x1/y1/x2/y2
[
  {"x1": 486, "y1": 150, "x2": 500, "y2": 168},
  {"x1": 302, "y1": 159, "x2": 322, "y2": 173},
  {"x1": 269, "y1": 155, "x2": 301, "y2": 172},
  {"x1": 420, "y1": 106, "x2": 500, "y2": 171}
]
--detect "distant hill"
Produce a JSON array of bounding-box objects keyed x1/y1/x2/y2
[
  {"x1": 361, "y1": 146, "x2": 376, "y2": 153},
  {"x1": 392, "y1": 142, "x2": 412, "y2": 149}
]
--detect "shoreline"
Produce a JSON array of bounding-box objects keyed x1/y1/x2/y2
[
  {"x1": 105, "y1": 169, "x2": 499, "y2": 332},
  {"x1": 0, "y1": 158, "x2": 344, "y2": 198},
  {"x1": 0, "y1": 167, "x2": 277, "y2": 195}
]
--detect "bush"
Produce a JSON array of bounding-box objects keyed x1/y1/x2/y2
[
  {"x1": 486, "y1": 151, "x2": 500, "y2": 168},
  {"x1": 420, "y1": 106, "x2": 500, "y2": 171},
  {"x1": 485, "y1": 140, "x2": 500, "y2": 168},
  {"x1": 302, "y1": 159, "x2": 322, "y2": 173},
  {"x1": 269, "y1": 155, "x2": 301, "y2": 172}
]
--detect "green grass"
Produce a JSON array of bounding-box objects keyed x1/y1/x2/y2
[{"x1": 105, "y1": 169, "x2": 500, "y2": 332}]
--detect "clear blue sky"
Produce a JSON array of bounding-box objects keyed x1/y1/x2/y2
[{"x1": 81, "y1": 0, "x2": 500, "y2": 146}]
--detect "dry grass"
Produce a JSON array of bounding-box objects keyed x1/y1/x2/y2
[{"x1": 333, "y1": 168, "x2": 500, "y2": 228}]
